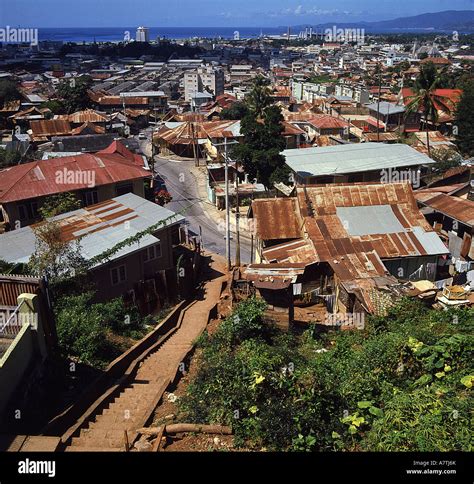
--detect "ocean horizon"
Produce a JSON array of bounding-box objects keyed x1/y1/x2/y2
[{"x1": 37, "y1": 27, "x2": 289, "y2": 42}]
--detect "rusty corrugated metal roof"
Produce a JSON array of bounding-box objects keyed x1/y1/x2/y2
[
  {"x1": 250, "y1": 198, "x2": 303, "y2": 241},
  {"x1": 244, "y1": 263, "x2": 306, "y2": 286},
  {"x1": 262, "y1": 238, "x2": 317, "y2": 264},
  {"x1": 30, "y1": 119, "x2": 72, "y2": 139},
  {"x1": 0, "y1": 141, "x2": 149, "y2": 203},
  {"x1": 297, "y1": 183, "x2": 447, "y2": 261},
  {"x1": 0, "y1": 275, "x2": 41, "y2": 306},
  {"x1": 415, "y1": 193, "x2": 474, "y2": 227},
  {"x1": 71, "y1": 122, "x2": 106, "y2": 135},
  {"x1": 67, "y1": 109, "x2": 109, "y2": 124},
  {"x1": 253, "y1": 182, "x2": 448, "y2": 282}
]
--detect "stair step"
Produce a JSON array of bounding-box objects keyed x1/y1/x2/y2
[{"x1": 66, "y1": 446, "x2": 124, "y2": 452}]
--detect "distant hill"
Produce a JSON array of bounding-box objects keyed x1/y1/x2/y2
[
  {"x1": 370, "y1": 10, "x2": 474, "y2": 32},
  {"x1": 291, "y1": 10, "x2": 474, "y2": 34}
]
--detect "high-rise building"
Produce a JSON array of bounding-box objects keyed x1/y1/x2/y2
[
  {"x1": 136, "y1": 26, "x2": 150, "y2": 42},
  {"x1": 184, "y1": 66, "x2": 224, "y2": 102}
]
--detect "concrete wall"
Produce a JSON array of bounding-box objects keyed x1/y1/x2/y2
[
  {"x1": 0, "y1": 293, "x2": 52, "y2": 419},
  {"x1": 0, "y1": 323, "x2": 34, "y2": 418}
]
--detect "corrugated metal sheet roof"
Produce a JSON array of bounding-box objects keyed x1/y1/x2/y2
[
  {"x1": 253, "y1": 183, "x2": 448, "y2": 282},
  {"x1": 283, "y1": 143, "x2": 435, "y2": 178},
  {"x1": 30, "y1": 119, "x2": 72, "y2": 139},
  {"x1": 154, "y1": 120, "x2": 242, "y2": 145},
  {"x1": 0, "y1": 141, "x2": 149, "y2": 203},
  {"x1": 250, "y1": 198, "x2": 302, "y2": 241},
  {"x1": 297, "y1": 183, "x2": 448, "y2": 260},
  {"x1": 244, "y1": 263, "x2": 306, "y2": 285},
  {"x1": 262, "y1": 238, "x2": 317, "y2": 264},
  {"x1": 0, "y1": 193, "x2": 184, "y2": 265},
  {"x1": 367, "y1": 101, "x2": 405, "y2": 115},
  {"x1": 70, "y1": 122, "x2": 105, "y2": 135},
  {"x1": 415, "y1": 193, "x2": 474, "y2": 227},
  {"x1": 0, "y1": 275, "x2": 41, "y2": 306},
  {"x1": 66, "y1": 109, "x2": 109, "y2": 124}
]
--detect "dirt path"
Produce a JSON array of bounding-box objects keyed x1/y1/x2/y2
[{"x1": 66, "y1": 254, "x2": 227, "y2": 451}]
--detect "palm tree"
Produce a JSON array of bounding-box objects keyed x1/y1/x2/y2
[
  {"x1": 404, "y1": 63, "x2": 454, "y2": 158},
  {"x1": 245, "y1": 76, "x2": 272, "y2": 117}
]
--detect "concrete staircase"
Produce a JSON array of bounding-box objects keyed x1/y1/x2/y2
[{"x1": 65, "y1": 269, "x2": 226, "y2": 451}]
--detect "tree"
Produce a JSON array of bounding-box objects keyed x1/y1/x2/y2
[
  {"x1": 38, "y1": 192, "x2": 82, "y2": 219},
  {"x1": 27, "y1": 193, "x2": 86, "y2": 284},
  {"x1": 405, "y1": 63, "x2": 454, "y2": 158},
  {"x1": 41, "y1": 99, "x2": 66, "y2": 115},
  {"x1": 455, "y1": 79, "x2": 474, "y2": 157},
  {"x1": 0, "y1": 79, "x2": 20, "y2": 105},
  {"x1": 0, "y1": 147, "x2": 21, "y2": 168},
  {"x1": 56, "y1": 76, "x2": 93, "y2": 113},
  {"x1": 219, "y1": 101, "x2": 249, "y2": 120},
  {"x1": 27, "y1": 220, "x2": 87, "y2": 284},
  {"x1": 232, "y1": 77, "x2": 289, "y2": 189}
]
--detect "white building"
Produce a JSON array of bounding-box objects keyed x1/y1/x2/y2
[
  {"x1": 184, "y1": 66, "x2": 224, "y2": 102},
  {"x1": 136, "y1": 26, "x2": 150, "y2": 42}
]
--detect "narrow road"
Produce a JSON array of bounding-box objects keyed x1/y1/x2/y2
[{"x1": 138, "y1": 132, "x2": 251, "y2": 263}]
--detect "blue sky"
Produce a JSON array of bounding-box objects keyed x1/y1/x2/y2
[{"x1": 1, "y1": 0, "x2": 473, "y2": 27}]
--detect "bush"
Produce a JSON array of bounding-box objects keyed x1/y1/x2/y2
[
  {"x1": 55, "y1": 292, "x2": 147, "y2": 367},
  {"x1": 181, "y1": 298, "x2": 473, "y2": 451}
]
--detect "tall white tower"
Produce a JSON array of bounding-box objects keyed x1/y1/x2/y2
[
  {"x1": 136, "y1": 26, "x2": 150, "y2": 42},
  {"x1": 234, "y1": 31, "x2": 240, "y2": 41}
]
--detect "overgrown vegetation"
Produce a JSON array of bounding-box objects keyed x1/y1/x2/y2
[
  {"x1": 54, "y1": 292, "x2": 151, "y2": 368},
  {"x1": 56, "y1": 75, "x2": 93, "y2": 113},
  {"x1": 0, "y1": 147, "x2": 22, "y2": 169},
  {"x1": 181, "y1": 298, "x2": 473, "y2": 451},
  {"x1": 455, "y1": 78, "x2": 474, "y2": 157},
  {"x1": 0, "y1": 79, "x2": 21, "y2": 106}
]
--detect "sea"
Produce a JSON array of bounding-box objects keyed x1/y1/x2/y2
[{"x1": 37, "y1": 27, "x2": 288, "y2": 43}]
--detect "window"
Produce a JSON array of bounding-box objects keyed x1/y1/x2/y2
[
  {"x1": 110, "y1": 265, "x2": 127, "y2": 285},
  {"x1": 83, "y1": 190, "x2": 98, "y2": 206},
  {"x1": 18, "y1": 201, "x2": 39, "y2": 221},
  {"x1": 116, "y1": 183, "x2": 134, "y2": 196},
  {"x1": 143, "y1": 243, "x2": 161, "y2": 262}
]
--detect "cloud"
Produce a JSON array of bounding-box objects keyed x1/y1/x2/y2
[
  {"x1": 268, "y1": 5, "x2": 357, "y2": 18},
  {"x1": 219, "y1": 5, "x2": 361, "y2": 22}
]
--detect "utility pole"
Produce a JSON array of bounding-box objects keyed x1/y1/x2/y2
[
  {"x1": 191, "y1": 123, "x2": 199, "y2": 167},
  {"x1": 377, "y1": 61, "x2": 382, "y2": 142},
  {"x1": 213, "y1": 138, "x2": 239, "y2": 271},
  {"x1": 224, "y1": 137, "x2": 231, "y2": 271},
  {"x1": 235, "y1": 157, "x2": 241, "y2": 267}
]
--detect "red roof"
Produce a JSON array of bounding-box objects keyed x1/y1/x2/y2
[
  {"x1": 401, "y1": 87, "x2": 462, "y2": 113},
  {"x1": 0, "y1": 141, "x2": 150, "y2": 204},
  {"x1": 307, "y1": 114, "x2": 348, "y2": 130}
]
